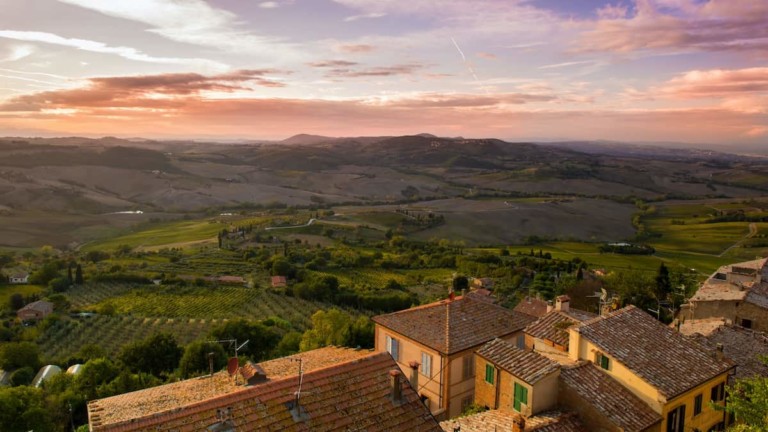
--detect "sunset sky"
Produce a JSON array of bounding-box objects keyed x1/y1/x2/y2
[{"x1": 0, "y1": 0, "x2": 766, "y2": 145}]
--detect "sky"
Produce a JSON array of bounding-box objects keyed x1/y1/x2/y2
[{"x1": 0, "y1": 0, "x2": 766, "y2": 146}]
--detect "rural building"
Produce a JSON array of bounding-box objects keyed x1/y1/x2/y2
[
  {"x1": 32, "y1": 365, "x2": 62, "y2": 388},
  {"x1": 440, "y1": 409, "x2": 583, "y2": 431},
  {"x1": 680, "y1": 257, "x2": 768, "y2": 332},
  {"x1": 470, "y1": 277, "x2": 494, "y2": 290},
  {"x1": 0, "y1": 369, "x2": 9, "y2": 387},
  {"x1": 87, "y1": 346, "x2": 441, "y2": 431},
  {"x1": 17, "y1": 300, "x2": 54, "y2": 321},
  {"x1": 271, "y1": 275, "x2": 287, "y2": 288},
  {"x1": 523, "y1": 295, "x2": 596, "y2": 358},
  {"x1": 474, "y1": 338, "x2": 560, "y2": 415},
  {"x1": 568, "y1": 306, "x2": 734, "y2": 432},
  {"x1": 217, "y1": 275, "x2": 246, "y2": 285},
  {"x1": 514, "y1": 296, "x2": 549, "y2": 319},
  {"x1": 372, "y1": 294, "x2": 535, "y2": 419},
  {"x1": 559, "y1": 362, "x2": 661, "y2": 432},
  {"x1": 680, "y1": 320, "x2": 768, "y2": 383},
  {"x1": 7, "y1": 272, "x2": 29, "y2": 284}
]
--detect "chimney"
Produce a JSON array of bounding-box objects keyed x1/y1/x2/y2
[
  {"x1": 389, "y1": 369, "x2": 403, "y2": 403},
  {"x1": 546, "y1": 300, "x2": 554, "y2": 313},
  {"x1": 461, "y1": 288, "x2": 466, "y2": 297},
  {"x1": 208, "y1": 352, "x2": 215, "y2": 377},
  {"x1": 449, "y1": 291, "x2": 456, "y2": 301},
  {"x1": 556, "y1": 295, "x2": 570, "y2": 312},
  {"x1": 715, "y1": 343, "x2": 724, "y2": 361},
  {"x1": 408, "y1": 361, "x2": 420, "y2": 391},
  {"x1": 512, "y1": 414, "x2": 526, "y2": 432}
]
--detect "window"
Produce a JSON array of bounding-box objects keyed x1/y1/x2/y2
[
  {"x1": 484, "y1": 364, "x2": 495, "y2": 385},
  {"x1": 711, "y1": 382, "x2": 725, "y2": 402},
  {"x1": 666, "y1": 404, "x2": 686, "y2": 432},
  {"x1": 516, "y1": 334, "x2": 526, "y2": 349},
  {"x1": 694, "y1": 393, "x2": 703, "y2": 416},
  {"x1": 597, "y1": 353, "x2": 610, "y2": 370},
  {"x1": 385, "y1": 335, "x2": 399, "y2": 361},
  {"x1": 741, "y1": 318, "x2": 752, "y2": 329},
  {"x1": 462, "y1": 355, "x2": 475, "y2": 380},
  {"x1": 513, "y1": 382, "x2": 528, "y2": 413},
  {"x1": 420, "y1": 352, "x2": 432, "y2": 377}
]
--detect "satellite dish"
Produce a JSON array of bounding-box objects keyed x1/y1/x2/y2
[{"x1": 227, "y1": 357, "x2": 239, "y2": 376}]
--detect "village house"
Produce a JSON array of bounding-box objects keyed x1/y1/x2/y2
[
  {"x1": 17, "y1": 300, "x2": 54, "y2": 321},
  {"x1": 680, "y1": 257, "x2": 768, "y2": 332},
  {"x1": 7, "y1": 272, "x2": 29, "y2": 284},
  {"x1": 87, "y1": 346, "x2": 441, "y2": 431},
  {"x1": 372, "y1": 294, "x2": 536, "y2": 419},
  {"x1": 271, "y1": 275, "x2": 287, "y2": 288},
  {"x1": 568, "y1": 306, "x2": 734, "y2": 432},
  {"x1": 440, "y1": 409, "x2": 583, "y2": 432},
  {"x1": 523, "y1": 295, "x2": 596, "y2": 358},
  {"x1": 513, "y1": 296, "x2": 549, "y2": 319}
]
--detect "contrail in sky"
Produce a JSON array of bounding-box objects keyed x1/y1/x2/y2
[{"x1": 450, "y1": 36, "x2": 479, "y2": 82}]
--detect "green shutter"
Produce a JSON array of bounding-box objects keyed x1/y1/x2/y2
[
  {"x1": 513, "y1": 383, "x2": 528, "y2": 412},
  {"x1": 600, "y1": 354, "x2": 610, "y2": 370},
  {"x1": 485, "y1": 364, "x2": 494, "y2": 384}
]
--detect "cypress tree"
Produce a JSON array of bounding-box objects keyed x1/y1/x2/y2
[{"x1": 75, "y1": 264, "x2": 84, "y2": 285}]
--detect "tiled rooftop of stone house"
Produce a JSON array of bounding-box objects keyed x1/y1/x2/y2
[
  {"x1": 559, "y1": 362, "x2": 661, "y2": 432},
  {"x1": 514, "y1": 296, "x2": 550, "y2": 318},
  {"x1": 87, "y1": 346, "x2": 371, "y2": 429},
  {"x1": 89, "y1": 350, "x2": 441, "y2": 432},
  {"x1": 575, "y1": 306, "x2": 735, "y2": 399},
  {"x1": 440, "y1": 409, "x2": 584, "y2": 432},
  {"x1": 685, "y1": 323, "x2": 768, "y2": 382},
  {"x1": 373, "y1": 295, "x2": 535, "y2": 355},
  {"x1": 524, "y1": 309, "x2": 596, "y2": 349},
  {"x1": 477, "y1": 338, "x2": 560, "y2": 385}
]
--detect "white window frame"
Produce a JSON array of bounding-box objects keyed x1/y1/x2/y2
[
  {"x1": 420, "y1": 352, "x2": 432, "y2": 377},
  {"x1": 385, "y1": 335, "x2": 400, "y2": 361}
]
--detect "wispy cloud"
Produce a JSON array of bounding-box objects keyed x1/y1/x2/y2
[
  {"x1": 0, "y1": 30, "x2": 228, "y2": 70},
  {"x1": 55, "y1": 0, "x2": 296, "y2": 58},
  {"x1": 1, "y1": 44, "x2": 36, "y2": 62},
  {"x1": 325, "y1": 63, "x2": 425, "y2": 78},
  {"x1": 539, "y1": 60, "x2": 596, "y2": 70},
  {"x1": 343, "y1": 12, "x2": 387, "y2": 22},
  {"x1": 337, "y1": 44, "x2": 376, "y2": 53},
  {"x1": 308, "y1": 60, "x2": 359, "y2": 68}
]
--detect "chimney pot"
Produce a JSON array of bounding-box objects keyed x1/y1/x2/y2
[
  {"x1": 556, "y1": 295, "x2": 570, "y2": 312},
  {"x1": 389, "y1": 369, "x2": 403, "y2": 403},
  {"x1": 408, "y1": 361, "x2": 420, "y2": 391},
  {"x1": 546, "y1": 300, "x2": 554, "y2": 313},
  {"x1": 716, "y1": 343, "x2": 724, "y2": 361}
]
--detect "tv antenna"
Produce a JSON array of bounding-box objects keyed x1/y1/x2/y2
[
  {"x1": 209, "y1": 339, "x2": 250, "y2": 358},
  {"x1": 587, "y1": 288, "x2": 610, "y2": 316},
  {"x1": 287, "y1": 358, "x2": 311, "y2": 421}
]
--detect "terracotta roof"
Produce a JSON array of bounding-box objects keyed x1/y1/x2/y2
[
  {"x1": 677, "y1": 318, "x2": 728, "y2": 337},
  {"x1": 373, "y1": 296, "x2": 535, "y2": 355},
  {"x1": 272, "y1": 275, "x2": 288, "y2": 287},
  {"x1": 88, "y1": 346, "x2": 371, "y2": 428},
  {"x1": 745, "y1": 283, "x2": 768, "y2": 309},
  {"x1": 575, "y1": 306, "x2": 735, "y2": 399},
  {"x1": 687, "y1": 324, "x2": 768, "y2": 382},
  {"x1": 559, "y1": 362, "x2": 661, "y2": 432},
  {"x1": 514, "y1": 297, "x2": 549, "y2": 318},
  {"x1": 465, "y1": 289, "x2": 495, "y2": 303},
  {"x1": 19, "y1": 300, "x2": 53, "y2": 313},
  {"x1": 524, "y1": 309, "x2": 596, "y2": 348},
  {"x1": 90, "y1": 351, "x2": 441, "y2": 432},
  {"x1": 440, "y1": 409, "x2": 584, "y2": 432},
  {"x1": 477, "y1": 339, "x2": 560, "y2": 385}
]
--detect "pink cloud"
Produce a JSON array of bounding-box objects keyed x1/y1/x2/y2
[
  {"x1": 575, "y1": 0, "x2": 768, "y2": 54},
  {"x1": 337, "y1": 44, "x2": 376, "y2": 53}
]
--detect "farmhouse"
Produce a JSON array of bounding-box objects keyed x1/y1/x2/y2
[
  {"x1": 87, "y1": 346, "x2": 441, "y2": 431},
  {"x1": 271, "y1": 275, "x2": 287, "y2": 288},
  {"x1": 7, "y1": 272, "x2": 29, "y2": 284},
  {"x1": 372, "y1": 294, "x2": 535, "y2": 419},
  {"x1": 680, "y1": 257, "x2": 768, "y2": 332},
  {"x1": 17, "y1": 300, "x2": 54, "y2": 321}
]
